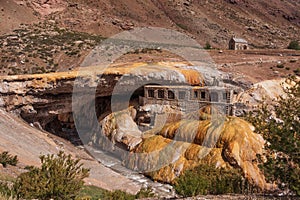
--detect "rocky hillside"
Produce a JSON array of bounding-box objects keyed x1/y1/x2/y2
[
  {"x1": 6, "y1": 0, "x2": 300, "y2": 49},
  {"x1": 0, "y1": 0, "x2": 299, "y2": 76}
]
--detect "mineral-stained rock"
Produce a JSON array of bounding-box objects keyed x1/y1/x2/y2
[
  {"x1": 123, "y1": 135, "x2": 230, "y2": 183},
  {"x1": 142, "y1": 114, "x2": 274, "y2": 190},
  {"x1": 100, "y1": 107, "x2": 142, "y2": 151},
  {"x1": 98, "y1": 106, "x2": 275, "y2": 191}
]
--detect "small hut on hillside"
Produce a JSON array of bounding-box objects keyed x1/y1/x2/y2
[{"x1": 229, "y1": 37, "x2": 249, "y2": 50}]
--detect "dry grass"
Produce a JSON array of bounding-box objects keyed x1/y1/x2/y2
[{"x1": 0, "y1": 194, "x2": 14, "y2": 200}]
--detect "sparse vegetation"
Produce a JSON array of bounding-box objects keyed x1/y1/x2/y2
[
  {"x1": 287, "y1": 40, "x2": 300, "y2": 50},
  {"x1": 173, "y1": 164, "x2": 258, "y2": 197},
  {"x1": 76, "y1": 186, "x2": 133, "y2": 200},
  {"x1": 246, "y1": 77, "x2": 300, "y2": 196},
  {"x1": 0, "y1": 22, "x2": 105, "y2": 75},
  {"x1": 0, "y1": 152, "x2": 18, "y2": 167}
]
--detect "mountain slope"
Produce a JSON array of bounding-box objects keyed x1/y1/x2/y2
[
  {"x1": 0, "y1": 0, "x2": 38, "y2": 35},
  {"x1": 12, "y1": 0, "x2": 299, "y2": 48}
]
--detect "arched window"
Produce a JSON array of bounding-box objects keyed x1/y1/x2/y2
[
  {"x1": 158, "y1": 90, "x2": 164, "y2": 99},
  {"x1": 148, "y1": 90, "x2": 154, "y2": 98},
  {"x1": 168, "y1": 90, "x2": 175, "y2": 99},
  {"x1": 193, "y1": 90, "x2": 198, "y2": 99},
  {"x1": 201, "y1": 91, "x2": 206, "y2": 99}
]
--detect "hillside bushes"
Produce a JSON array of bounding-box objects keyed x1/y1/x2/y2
[
  {"x1": 13, "y1": 151, "x2": 89, "y2": 200},
  {"x1": 0, "y1": 151, "x2": 154, "y2": 200},
  {"x1": 0, "y1": 152, "x2": 18, "y2": 167},
  {"x1": 173, "y1": 164, "x2": 258, "y2": 197},
  {"x1": 76, "y1": 185, "x2": 154, "y2": 200}
]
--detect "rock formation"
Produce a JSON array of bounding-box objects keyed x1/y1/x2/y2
[
  {"x1": 97, "y1": 106, "x2": 276, "y2": 191},
  {"x1": 0, "y1": 61, "x2": 281, "y2": 192}
]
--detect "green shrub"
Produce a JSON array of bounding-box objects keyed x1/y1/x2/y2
[
  {"x1": 276, "y1": 63, "x2": 285, "y2": 68},
  {"x1": 176, "y1": 23, "x2": 188, "y2": 30},
  {"x1": 13, "y1": 151, "x2": 89, "y2": 200},
  {"x1": 135, "y1": 187, "x2": 155, "y2": 199},
  {"x1": 104, "y1": 190, "x2": 135, "y2": 200},
  {"x1": 0, "y1": 152, "x2": 18, "y2": 167},
  {"x1": 174, "y1": 167, "x2": 209, "y2": 196},
  {"x1": 0, "y1": 182, "x2": 13, "y2": 199},
  {"x1": 204, "y1": 42, "x2": 211, "y2": 50},
  {"x1": 288, "y1": 40, "x2": 300, "y2": 50},
  {"x1": 173, "y1": 164, "x2": 257, "y2": 197}
]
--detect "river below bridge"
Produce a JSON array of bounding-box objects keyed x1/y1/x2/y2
[{"x1": 85, "y1": 146, "x2": 177, "y2": 198}]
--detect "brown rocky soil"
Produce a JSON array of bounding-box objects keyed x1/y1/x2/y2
[
  {"x1": 9, "y1": 0, "x2": 299, "y2": 48},
  {"x1": 211, "y1": 50, "x2": 300, "y2": 82},
  {"x1": 0, "y1": 0, "x2": 38, "y2": 35}
]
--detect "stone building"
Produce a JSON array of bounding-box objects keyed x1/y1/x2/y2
[
  {"x1": 229, "y1": 37, "x2": 249, "y2": 50},
  {"x1": 140, "y1": 85, "x2": 236, "y2": 115}
]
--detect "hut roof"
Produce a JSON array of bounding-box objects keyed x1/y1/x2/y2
[{"x1": 231, "y1": 37, "x2": 248, "y2": 43}]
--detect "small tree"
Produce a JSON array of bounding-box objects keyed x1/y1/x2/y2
[
  {"x1": 13, "y1": 151, "x2": 89, "y2": 200},
  {"x1": 288, "y1": 40, "x2": 300, "y2": 50},
  {"x1": 246, "y1": 77, "x2": 300, "y2": 195}
]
